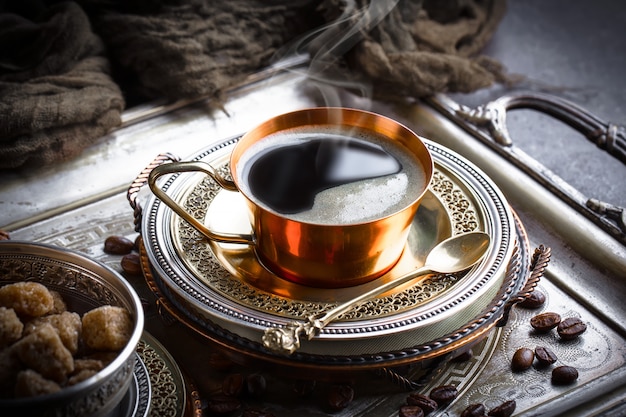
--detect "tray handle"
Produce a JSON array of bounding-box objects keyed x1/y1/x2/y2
[
  {"x1": 496, "y1": 245, "x2": 552, "y2": 327},
  {"x1": 127, "y1": 152, "x2": 181, "y2": 233},
  {"x1": 458, "y1": 92, "x2": 626, "y2": 163},
  {"x1": 429, "y1": 92, "x2": 626, "y2": 243}
]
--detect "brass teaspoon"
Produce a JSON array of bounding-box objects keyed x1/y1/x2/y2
[{"x1": 262, "y1": 231, "x2": 491, "y2": 355}]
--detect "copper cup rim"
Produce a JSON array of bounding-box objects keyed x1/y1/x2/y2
[{"x1": 229, "y1": 107, "x2": 434, "y2": 226}]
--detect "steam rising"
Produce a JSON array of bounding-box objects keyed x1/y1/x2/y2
[{"x1": 271, "y1": 0, "x2": 400, "y2": 106}]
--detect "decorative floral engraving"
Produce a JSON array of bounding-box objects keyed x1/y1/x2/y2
[
  {"x1": 175, "y1": 164, "x2": 479, "y2": 321},
  {"x1": 133, "y1": 355, "x2": 151, "y2": 417},
  {"x1": 0, "y1": 256, "x2": 119, "y2": 307},
  {"x1": 137, "y1": 339, "x2": 181, "y2": 417}
]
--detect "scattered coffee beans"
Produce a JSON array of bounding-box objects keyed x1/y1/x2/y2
[
  {"x1": 488, "y1": 400, "x2": 516, "y2": 417},
  {"x1": 399, "y1": 405, "x2": 425, "y2": 417},
  {"x1": 205, "y1": 395, "x2": 242, "y2": 414},
  {"x1": 242, "y1": 408, "x2": 275, "y2": 417},
  {"x1": 534, "y1": 346, "x2": 558, "y2": 367},
  {"x1": 530, "y1": 312, "x2": 561, "y2": 332},
  {"x1": 552, "y1": 365, "x2": 578, "y2": 385},
  {"x1": 222, "y1": 373, "x2": 244, "y2": 397},
  {"x1": 461, "y1": 403, "x2": 486, "y2": 417},
  {"x1": 104, "y1": 235, "x2": 135, "y2": 255},
  {"x1": 103, "y1": 234, "x2": 144, "y2": 276},
  {"x1": 557, "y1": 317, "x2": 587, "y2": 340},
  {"x1": 327, "y1": 384, "x2": 354, "y2": 411},
  {"x1": 292, "y1": 379, "x2": 316, "y2": 397},
  {"x1": 121, "y1": 253, "x2": 142, "y2": 275},
  {"x1": 429, "y1": 385, "x2": 458, "y2": 406},
  {"x1": 406, "y1": 393, "x2": 438, "y2": 414},
  {"x1": 511, "y1": 347, "x2": 534, "y2": 372},
  {"x1": 245, "y1": 373, "x2": 267, "y2": 398},
  {"x1": 518, "y1": 290, "x2": 546, "y2": 309},
  {"x1": 207, "y1": 352, "x2": 234, "y2": 372}
]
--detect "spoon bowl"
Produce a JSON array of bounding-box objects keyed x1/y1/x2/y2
[{"x1": 426, "y1": 231, "x2": 492, "y2": 274}]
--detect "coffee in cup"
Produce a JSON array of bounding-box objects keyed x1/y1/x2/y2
[{"x1": 236, "y1": 125, "x2": 427, "y2": 225}]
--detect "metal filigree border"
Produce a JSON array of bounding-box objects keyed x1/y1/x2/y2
[
  {"x1": 136, "y1": 335, "x2": 185, "y2": 417},
  {"x1": 132, "y1": 354, "x2": 151, "y2": 417}
]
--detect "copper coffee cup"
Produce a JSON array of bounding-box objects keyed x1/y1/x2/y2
[{"x1": 149, "y1": 108, "x2": 433, "y2": 288}]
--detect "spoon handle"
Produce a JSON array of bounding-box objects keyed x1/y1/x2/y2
[
  {"x1": 316, "y1": 265, "x2": 432, "y2": 326},
  {"x1": 262, "y1": 265, "x2": 432, "y2": 354}
]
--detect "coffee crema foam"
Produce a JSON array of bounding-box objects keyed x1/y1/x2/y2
[{"x1": 238, "y1": 125, "x2": 426, "y2": 225}]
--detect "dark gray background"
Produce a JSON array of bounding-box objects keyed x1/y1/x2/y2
[{"x1": 449, "y1": 0, "x2": 626, "y2": 209}]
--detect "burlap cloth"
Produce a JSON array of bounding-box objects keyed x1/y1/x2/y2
[{"x1": 0, "y1": 0, "x2": 508, "y2": 169}]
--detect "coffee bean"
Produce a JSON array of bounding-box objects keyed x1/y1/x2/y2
[
  {"x1": 511, "y1": 347, "x2": 534, "y2": 372},
  {"x1": 552, "y1": 365, "x2": 578, "y2": 385},
  {"x1": 557, "y1": 317, "x2": 587, "y2": 340},
  {"x1": 134, "y1": 234, "x2": 142, "y2": 251},
  {"x1": 222, "y1": 373, "x2": 244, "y2": 397},
  {"x1": 121, "y1": 253, "x2": 142, "y2": 275},
  {"x1": 429, "y1": 385, "x2": 458, "y2": 406},
  {"x1": 104, "y1": 235, "x2": 135, "y2": 255},
  {"x1": 488, "y1": 400, "x2": 516, "y2": 417},
  {"x1": 0, "y1": 229, "x2": 10, "y2": 240},
  {"x1": 399, "y1": 405, "x2": 425, "y2": 417},
  {"x1": 530, "y1": 312, "x2": 561, "y2": 332},
  {"x1": 245, "y1": 373, "x2": 267, "y2": 398},
  {"x1": 535, "y1": 346, "x2": 558, "y2": 367},
  {"x1": 205, "y1": 395, "x2": 241, "y2": 414},
  {"x1": 292, "y1": 379, "x2": 316, "y2": 397},
  {"x1": 207, "y1": 352, "x2": 234, "y2": 372},
  {"x1": 327, "y1": 384, "x2": 354, "y2": 411},
  {"x1": 461, "y1": 403, "x2": 485, "y2": 417},
  {"x1": 406, "y1": 393, "x2": 437, "y2": 414},
  {"x1": 518, "y1": 290, "x2": 546, "y2": 309},
  {"x1": 243, "y1": 408, "x2": 275, "y2": 417}
]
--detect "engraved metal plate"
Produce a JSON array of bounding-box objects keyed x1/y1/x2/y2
[
  {"x1": 136, "y1": 332, "x2": 192, "y2": 417},
  {"x1": 142, "y1": 139, "x2": 517, "y2": 356}
]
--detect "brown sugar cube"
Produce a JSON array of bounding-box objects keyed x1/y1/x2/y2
[
  {"x1": 49, "y1": 290, "x2": 67, "y2": 314},
  {"x1": 25, "y1": 312, "x2": 82, "y2": 354},
  {"x1": 73, "y1": 358, "x2": 105, "y2": 373},
  {"x1": 0, "y1": 348, "x2": 22, "y2": 398},
  {"x1": 84, "y1": 351, "x2": 118, "y2": 366},
  {"x1": 13, "y1": 323, "x2": 74, "y2": 382},
  {"x1": 82, "y1": 306, "x2": 132, "y2": 351},
  {"x1": 15, "y1": 369, "x2": 61, "y2": 398},
  {"x1": 0, "y1": 282, "x2": 54, "y2": 318},
  {"x1": 0, "y1": 307, "x2": 23, "y2": 348},
  {"x1": 70, "y1": 358, "x2": 105, "y2": 386},
  {"x1": 67, "y1": 369, "x2": 98, "y2": 386}
]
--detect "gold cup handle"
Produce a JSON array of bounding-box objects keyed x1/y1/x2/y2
[{"x1": 148, "y1": 161, "x2": 255, "y2": 245}]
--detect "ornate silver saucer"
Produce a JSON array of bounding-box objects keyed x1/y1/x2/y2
[
  {"x1": 138, "y1": 137, "x2": 520, "y2": 361},
  {"x1": 100, "y1": 332, "x2": 198, "y2": 417}
]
